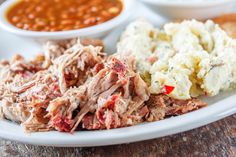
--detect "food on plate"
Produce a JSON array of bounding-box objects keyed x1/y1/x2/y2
[
  {"x1": 6, "y1": 0, "x2": 123, "y2": 32},
  {"x1": 118, "y1": 19, "x2": 236, "y2": 100},
  {"x1": 212, "y1": 13, "x2": 236, "y2": 38},
  {"x1": 0, "y1": 37, "x2": 206, "y2": 133},
  {"x1": 146, "y1": 94, "x2": 206, "y2": 121},
  {"x1": 0, "y1": 39, "x2": 105, "y2": 132}
]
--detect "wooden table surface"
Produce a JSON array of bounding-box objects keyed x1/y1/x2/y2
[{"x1": 1, "y1": 114, "x2": 236, "y2": 157}]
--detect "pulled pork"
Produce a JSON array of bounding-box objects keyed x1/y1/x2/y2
[
  {"x1": 145, "y1": 94, "x2": 207, "y2": 121},
  {"x1": 0, "y1": 38, "x2": 207, "y2": 133},
  {"x1": 46, "y1": 52, "x2": 150, "y2": 131},
  {"x1": 0, "y1": 39, "x2": 105, "y2": 132}
]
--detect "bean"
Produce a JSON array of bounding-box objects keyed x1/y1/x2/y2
[
  {"x1": 12, "y1": 16, "x2": 20, "y2": 23},
  {"x1": 35, "y1": 6, "x2": 42, "y2": 12},
  {"x1": 101, "y1": 11, "x2": 110, "y2": 17},
  {"x1": 49, "y1": 16, "x2": 56, "y2": 21},
  {"x1": 16, "y1": 9, "x2": 24, "y2": 14},
  {"x1": 44, "y1": 26, "x2": 50, "y2": 32},
  {"x1": 61, "y1": 13, "x2": 69, "y2": 19},
  {"x1": 25, "y1": 6, "x2": 35, "y2": 14},
  {"x1": 74, "y1": 25, "x2": 80, "y2": 29},
  {"x1": 108, "y1": 7, "x2": 119, "y2": 14},
  {"x1": 16, "y1": 23, "x2": 23, "y2": 28},
  {"x1": 58, "y1": 25, "x2": 64, "y2": 30},
  {"x1": 68, "y1": 7, "x2": 76, "y2": 13},
  {"x1": 23, "y1": 24, "x2": 30, "y2": 30},
  {"x1": 50, "y1": 21, "x2": 56, "y2": 26},
  {"x1": 62, "y1": 26, "x2": 73, "y2": 31},
  {"x1": 35, "y1": 18, "x2": 47, "y2": 26},
  {"x1": 75, "y1": 21, "x2": 81, "y2": 26},
  {"x1": 84, "y1": 17, "x2": 96, "y2": 25},
  {"x1": 28, "y1": 14, "x2": 35, "y2": 19},
  {"x1": 91, "y1": 6, "x2": 98, "y2": 12},
  {"x1": 50, "y1": 28, "x2": 57, "y2": 32},
  {"x1": 61, "y1": 20, "x2": 73, "y2": 25},
  {"x1": 83, "y1": 14, "x2": 90, "y2": 19},
  {"x1": 96, "y1": 17, "x2": 102, "y2": 22},
  {"x1": 77, "y1": 5, "x2": 87, "y2": 12},
  {"x1": 21, "y1": 17, "x2": 30, "y2": 23},
  {"x1": 76, "y1": 12, "x2": 83, "y2": 17},
  {"x1": 32, "y1": 25, "x2": 42, "y2": 31}
]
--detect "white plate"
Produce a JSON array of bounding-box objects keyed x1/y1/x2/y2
[{"x1": 0, "y1": 3, "x2": 236, "y2": 147}]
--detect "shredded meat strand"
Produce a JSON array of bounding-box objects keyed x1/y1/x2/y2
[{"x1": 145, "y1": 94, "x2": 207, "y2": 121}]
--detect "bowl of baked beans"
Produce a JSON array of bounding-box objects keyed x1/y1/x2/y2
[{"x1": 0, "y1": 0, "x2": 133, "y2": 39}]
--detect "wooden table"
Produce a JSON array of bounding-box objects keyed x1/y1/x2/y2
[{"x1": 1, "y1": 114, "x2": 236, "y2": 157}]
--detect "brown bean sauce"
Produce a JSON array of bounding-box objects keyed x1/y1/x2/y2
[{"x1": 6, "y1": 0, "x2": 123, "y2": 32}]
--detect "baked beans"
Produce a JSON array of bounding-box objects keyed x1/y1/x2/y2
[{"x1": 6, "y1": 0, "x2": 123, "y2": 32}]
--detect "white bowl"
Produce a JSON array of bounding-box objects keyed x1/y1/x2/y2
[
  {"x1": 139, "y1": 0, "x2": 235, "y2": 20},
  {"x1": 0, "y1": 0, "x2": 134, "y2": 40}
]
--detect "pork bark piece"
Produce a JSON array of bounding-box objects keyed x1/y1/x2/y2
[{"x1": 146, "y1": 94, "x2": 207, "y2": 121}]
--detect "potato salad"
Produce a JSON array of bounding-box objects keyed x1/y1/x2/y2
[{"x1": 117, "y1": 19, "x2": 236, "y2": 100}]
